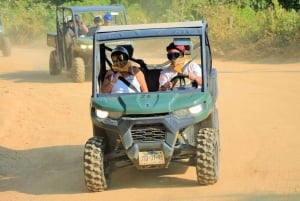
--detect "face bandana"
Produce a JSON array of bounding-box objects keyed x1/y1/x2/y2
[
  {"x1": 173, "y1": 56, "x2": 187, "y2": 73},
  {"x1": 112, "y1": 61, "x2": 132, "y2": 73}
]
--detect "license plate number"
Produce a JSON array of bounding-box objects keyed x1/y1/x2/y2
[{"x1": 139, "y1": 151, "x2": 165, "y2": 165}]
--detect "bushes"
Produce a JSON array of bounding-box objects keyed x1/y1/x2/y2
[
  {"x1": 1, "y1": 0, "x2": 299, "y2": 58},
  {"x1": 1, "y1": 1, "x2": 56, "y2": 44},
  {"x1": 193, "y1": 0, "x2": 300, "y2": 57}
]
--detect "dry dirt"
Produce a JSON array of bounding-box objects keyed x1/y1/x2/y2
[{"x1": 0, "y1": 45, "x2": 300, "y2": 201}]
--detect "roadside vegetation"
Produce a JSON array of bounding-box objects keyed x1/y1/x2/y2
[{"x1": 1, "y1": 0, "x2": 299, "y2": 59}]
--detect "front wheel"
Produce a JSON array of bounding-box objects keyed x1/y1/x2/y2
[
  {"x1": 195, "y1": 128, "x2": 219, "y2": 185},
  {"x1": 71, "y1": 57, "x2": 85, "y2": 82},
  {"x1": 83, "y1": 136, "x2": 110, "y2": 192}
]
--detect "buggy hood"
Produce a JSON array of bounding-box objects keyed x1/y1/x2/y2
[{"x1": 92, "y1": 91, "x2": 211, "y2": 114}]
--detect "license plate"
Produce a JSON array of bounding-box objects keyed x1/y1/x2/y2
[{"x1": 139, "y1": 151, "x2": 165, "y2": 165}]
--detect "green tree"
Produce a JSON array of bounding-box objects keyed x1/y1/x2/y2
[{"x1": 278, "y1": 0, "x2": 300, "y2": 10}]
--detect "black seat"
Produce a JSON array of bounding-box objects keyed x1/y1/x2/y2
[{"x1": 143, "y1": 69, "x2": 161, "y2": 92}]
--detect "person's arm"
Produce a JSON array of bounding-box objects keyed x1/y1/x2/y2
[
  {"x1": 77, "y1": 21, "x2": 89, "y2": 35},
  {"x1": 134, "y1": 68, "x2": 148, "y2": 92},
  {"x1": 187, "y1": 62, "x2": 202, "y2": 86},
  {"x1": 101, "y1": 70, "x2": 115, "y2": 93},
  {"x1": 158, "y1": 70, "x2": 172, "y2": 91},
  {"x1": 80, "y1": 23, "x2": 89, "y2": 34},
  {"x1": 188, "y1": 72, "x2": 202, "y2": 85}
]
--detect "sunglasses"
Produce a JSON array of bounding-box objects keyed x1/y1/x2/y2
[
  {"x1": 111, "y1": 54, "x2": 128, "y2": 68},
  {"x1": 111, "y1": 54, "x2": 125, "y2": 63},
  {"x1": 167, "y1": 52, "x2": 181, "y2": 60}
]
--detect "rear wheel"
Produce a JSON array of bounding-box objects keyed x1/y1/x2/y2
[
  {"x1": 71, "y1": 57, "x2": 85, "y2": 82},
  {"x1": 195, "y1": 128, "x2": 219, "y2": 185},
  {"x1": 49, "y1": 50, "x2": 62, "y2": 75},
  {"x1": 84, "y1": 136, "x2": 110, "y2": 192}
]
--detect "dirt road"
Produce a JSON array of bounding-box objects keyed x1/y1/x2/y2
[{"x1": 1, "y1": 46, "x2": 300, "y2": 201}]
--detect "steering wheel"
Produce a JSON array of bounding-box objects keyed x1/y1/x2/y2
[
  {"x1": 170, "y1": 73, "x2": 198, "y2": 90},
  {"x1": 170, "y1": 74, "x2": 189, "y2": 90}
]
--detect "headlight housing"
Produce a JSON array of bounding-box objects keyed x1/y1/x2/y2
[
  {"x1": 95, "y1": 108, "x2": 122, "y2": 119},
  {"x1": 109, "y1": 111, "x2": 122, "y2": 119},
  {"x1": 173, "y1": 104, "x2": 203, "y2": 118},
  {"x1": 95, "y1": 108, "x2": 109, "y2": 118},
  {"x1": 188, "y1": 104, "x2": 203, "y2": 114}
]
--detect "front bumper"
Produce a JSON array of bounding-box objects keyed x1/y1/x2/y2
[{"x1": 92, "y1": 113, "x2": 196, "y2": 169}]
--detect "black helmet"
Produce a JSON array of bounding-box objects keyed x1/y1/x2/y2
[
  {"x1": 111, "y1": 46, "x2": 129, "y2": 61},
  {"x1": 94, "y1": 16, "x2": 102, "y2": 24}
]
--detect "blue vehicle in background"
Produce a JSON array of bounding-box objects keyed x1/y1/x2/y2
[{"x1": 47, "y1": 5, "x2": 128, "y2": 82}]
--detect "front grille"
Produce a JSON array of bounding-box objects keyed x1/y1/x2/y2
[
  {"x1": 124, "y1": 113, "x2": 169, "y2": 118},
  {"x1": 131, "y1": 124, "x2": 167, "y2": 142}
]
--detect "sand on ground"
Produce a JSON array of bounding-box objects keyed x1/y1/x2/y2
[{"x1": 0, "y1": 46, "x2": 300, "y2": 201}]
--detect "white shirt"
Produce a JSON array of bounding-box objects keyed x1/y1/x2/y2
[
  {"x1": 110, "y1": 67, "x2": 141, "y2": 93},
  {"x1": 159, "y1": 61, "x2": 202, "y2": 87}
]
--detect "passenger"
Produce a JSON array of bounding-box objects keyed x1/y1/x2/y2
[
  {"x1": 65, "y1": 19, "x2": 75, "y2": 38},
  {"x1": 86, "y1": 16, "x2": 102, "y2": 36},
  {"x1": 159, "y1": 42, "x2": 202, "y2": 91},
  {"x1": 103, "y1": 12, "x2": 112, "y2": 26},
  {"x1": 101, "y1": 46, "x2": 148, "y2": 93}
]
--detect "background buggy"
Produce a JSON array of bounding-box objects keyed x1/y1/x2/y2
[{"x1": 47, "y1": 5, "x2": 128, "y2": 82}]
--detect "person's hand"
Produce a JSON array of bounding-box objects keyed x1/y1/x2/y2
[
  {"x1": 188, "y1": 72, "x2": 196, "y2": 81},
  {"x1": 162, "y1": 81, "x2": 173, "y2": 90},
  {"x1": 112, "y1": 72, "x2": 121, "y2": 83}
]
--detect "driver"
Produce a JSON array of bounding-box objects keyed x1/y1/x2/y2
[{"x1": 159, "y1": 42, "x2": 202, "y2": 91}]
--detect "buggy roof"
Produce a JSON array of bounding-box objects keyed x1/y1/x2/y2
[
  {"x1": 58, "y1": 5, "x2": 126, "y2": 13},
  {"x1": 94, "y1": 21, "x2": 207, "y2": 42}
]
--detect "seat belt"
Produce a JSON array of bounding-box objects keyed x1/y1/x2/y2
[{"x1": 118, "y1": 76, "x2": 139, "y2": 93}]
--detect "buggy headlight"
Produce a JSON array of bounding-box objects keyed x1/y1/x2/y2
[
  {"x1": 95, "y1": 108, "x2": 122, "y2": 119},
  {"x1": 80, "y1": 44, "x2": 92, "y2": 49},
  {"x1": 95, "y1": 108, "x2": 109, "y2": 118},
  {"x1": 80, "y1": 44, "x2": 88, "y2": 49},
  {"x1": 188, "y1": 104, "x2": 203, "y2": 114}
]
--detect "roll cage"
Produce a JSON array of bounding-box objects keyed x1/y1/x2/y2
[{"x1": 92, "y1": 21, "x2": 212, "y2": 96}]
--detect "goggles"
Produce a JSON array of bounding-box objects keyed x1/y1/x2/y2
[
  {"x1": 167, "y1": 52, "x2": 181, "y2": 60},
  {"x1": 111, "y1": 54, "x2": 127, "y2": 68},
  {"x1": 111, "y1": 54, "x2": 125, "y2": 63}
]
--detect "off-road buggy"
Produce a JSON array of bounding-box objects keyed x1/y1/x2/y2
[
  {"x1": 0, "y1": 18, "x2": 11, "y2": 57},
  {"x1": 83, "y1": 21, "x2": 219, "y2": 191},
  {"x1": 47, "y1": 5, "x2": 128, "y2": 82}
]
